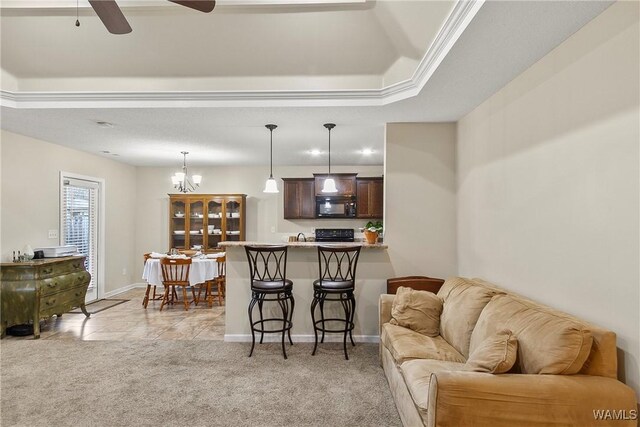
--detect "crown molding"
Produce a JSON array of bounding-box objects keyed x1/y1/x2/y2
[{"x1": 0, "y1": 0, "x2": 484, "y2": 109}]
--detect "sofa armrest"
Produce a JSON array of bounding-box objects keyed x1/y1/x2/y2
[
  {"x1": 379, "y1": 294, "x2": 394, "y2": 334},
  {"x1": 427, "y1": 371, "x2": 638, "y2": 427}
]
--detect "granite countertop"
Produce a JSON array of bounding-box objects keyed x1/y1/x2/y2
[
  {"x1": 218, "y1": 241, "x2": 388, "y2": 249},
  {"x1": 0, "y1": 255, "x2": 85, "y2": 267}
]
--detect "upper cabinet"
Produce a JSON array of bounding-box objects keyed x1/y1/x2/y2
[
  {"x1": 356, "y1": 177, "x2": 383, "y2": 219},
  {"x1": 283, "y1": 178, "x2": 315, "y2": 219},
  {"x1": 169, "y1": 194, "x2": 246, "y2": 251},
  {"x1": 282, "y1": 174, "x2": 383, "y2": 220},
  {"x1": 313, "y1": 173, "x2": 356, "y2": 196}
]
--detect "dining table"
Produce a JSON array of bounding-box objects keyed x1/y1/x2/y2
[{"x1": 142, "y1": 257, "x2": 219, "y2": 287}]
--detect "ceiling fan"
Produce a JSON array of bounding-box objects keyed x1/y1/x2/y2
[{"x1": 87, "y1": 1, "x2": 216, "y2": 34}]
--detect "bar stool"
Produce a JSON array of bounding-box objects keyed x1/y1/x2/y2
[
  {"x1": 245, "y1": 245, "x2": 294, "y2": 359},
  {"x1": 311, "y1": 245, "x2": 361, "y2": 360}
]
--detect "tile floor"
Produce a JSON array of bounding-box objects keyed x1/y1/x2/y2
[{"x1": 2, "y1": 287, "x2": 225, "y2": 341}]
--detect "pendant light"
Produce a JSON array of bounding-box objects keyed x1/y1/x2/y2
[
  {"x1": 263, "y1": 124, "x2": 279, "y2": 193},
  {"x1": 321, "y1": 123, "x2": 338, "y2": 193}
]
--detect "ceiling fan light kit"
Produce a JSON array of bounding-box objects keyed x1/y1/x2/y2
[{"x1": 86, "y1": 0, "x2": 215, "y2": 34}]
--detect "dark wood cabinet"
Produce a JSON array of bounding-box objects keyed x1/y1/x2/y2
[
  {"x1": 283, "y1": 178, "x2": 315, "y2": 219},
  {"x1": 313, "y1": 174, "x2": 356, "y2": 196},
  {"x1": 356, "y1": 177, "x2": 383, "y2": 218}
]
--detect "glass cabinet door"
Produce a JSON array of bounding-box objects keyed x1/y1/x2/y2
[
  {"x1": 188, "y1": 200, "x2": 204, "y2": 250},
  {"x1": 206, "y1": 199, "x2": 224, "y2": 251},
  {"x1": 225, "y1": 198, "x2": 242, "y2": 241},
  {"x1": 170, "y1": 200, "x2": 186, "y2": 249}
]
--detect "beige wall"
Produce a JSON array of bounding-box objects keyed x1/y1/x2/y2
[
  {"x1": 385, "y1": 122, "x2": 458, "y2": 279},
  {"x1": 0, "y1": 130, "x2": 137, "y2": 295},
  {"x1": 135, "y1": 164, "x2": 383, "y2": 279},
  {"x1": 457, "y1": 1, "x2": 639, "y2": 396}
]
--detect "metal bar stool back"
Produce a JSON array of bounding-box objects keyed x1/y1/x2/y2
[
  {"x1": 245, "y1": 245, "x2": 294, "y2": 359},
  {"x1": 312, "y1": 245, "x2": 361, "y2": 360}
]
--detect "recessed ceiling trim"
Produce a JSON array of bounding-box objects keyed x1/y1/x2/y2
[{"x1": 0, "y1": 0, "x2": 484, "y2": 109}]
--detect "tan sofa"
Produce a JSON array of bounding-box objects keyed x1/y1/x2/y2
[{"x1": 379, "y1": 277, "x2": 638, "y2": 426}]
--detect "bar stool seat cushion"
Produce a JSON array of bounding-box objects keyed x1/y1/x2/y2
[
  {"x1": 313, "y1": 279, "x2": 354, "y2": 291},
  {"x1": 251, "y1": 279, "x2": 293, "y2": 292}
]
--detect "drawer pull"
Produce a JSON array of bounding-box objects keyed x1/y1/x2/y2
[
  {"x1": 45, "y1": 299, "x2": 56, "y2": 306},
  {"x1": 47, "y1": 281, "x2": 59, "y2": 288},
  {"x1": 42, "y1": 268, "x2": 54, "y2": 275},
  {"x1": 72, "y1": 262, "x2": 82, "y2": 269},
  {"x1": 75, "y1": 291, "x2": 83, "y2": 297}
]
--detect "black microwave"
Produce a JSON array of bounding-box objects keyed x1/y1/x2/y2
[{"x1": 316, "y1": 196, "x2": 357, "y2": 218}]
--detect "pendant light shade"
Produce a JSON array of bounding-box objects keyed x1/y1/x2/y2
[
  {"x1": 321, "y1": 123, "x2": 338, "y2": 193},
  {"x1": 263, "y1": 124, "x2": 279, "y2": 193}
]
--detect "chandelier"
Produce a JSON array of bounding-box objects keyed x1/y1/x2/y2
[{"x1": 171, "y1": 151, "x2": 202, "y2": 193}]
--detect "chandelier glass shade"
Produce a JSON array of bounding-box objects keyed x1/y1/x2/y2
[{"x1": 172, "y1": 151, "x2": 201, "y2": 193}]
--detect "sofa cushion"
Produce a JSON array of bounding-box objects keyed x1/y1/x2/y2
[
  {"x1": 399, "y1": 359, "x2": 466, "y2": 423},
  {"x1": 389, "y1": 286, "x2": 442, "y2": 337},
  {"x1": 465, "y1": 329, "x2": 518, "y2": 374},
  {"x1": 381, "y1": 323, "x2": 465, "y2": 365},
  {"x1": 437, "y1": 277, "x2": 502, "y2": 358},
  {"x1": 470, "y1": 294, "x2": 593, "y2": 374}
]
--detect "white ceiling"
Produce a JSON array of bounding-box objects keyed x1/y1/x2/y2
[{"x1": 0, "y1": 0, "x2": 613, "y2": 167}]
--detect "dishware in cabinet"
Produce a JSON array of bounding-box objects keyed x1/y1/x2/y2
[
  {"x1": 170, "y1": 199, "x2": 187, "y2": 249},
  {"x1": 206, "y1": 198, "x2": 224, "y2": 251},
  {"x1": 224, "y1": 196, "x2": 244, "y2": 241}
]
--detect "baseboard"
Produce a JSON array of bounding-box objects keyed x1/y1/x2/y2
[
  {"x1": 224, "y1": 334, "x2": 380, "y2": 343},
  {"x1": 102, "y1": 282, "x2": 147, "y2": 299}
]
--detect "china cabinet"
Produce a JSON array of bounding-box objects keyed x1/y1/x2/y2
[{"x1": 169, "y1": 194, "x2": 246, "y2": 251}]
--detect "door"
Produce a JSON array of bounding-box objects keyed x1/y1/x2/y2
[{"x1": 61, "y1": 176, "x2": 101, "y2": 303}]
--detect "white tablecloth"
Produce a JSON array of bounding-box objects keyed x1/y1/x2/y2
[{"x1": 142, "y1": 258, "x2": 218, "y2": 287}]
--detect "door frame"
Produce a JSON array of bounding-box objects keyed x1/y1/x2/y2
[{"x1": 59, "y1": 171, "x2": 106, "y2": 302}]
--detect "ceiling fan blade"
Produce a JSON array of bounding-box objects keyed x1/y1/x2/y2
[
  {"x1": 168, "y1": 0, "x2": 216, "y2": 13},
  {"x1": 88, "y1": 0, "x2": 132, "y2": 34}
]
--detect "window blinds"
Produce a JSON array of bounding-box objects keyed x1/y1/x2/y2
[{"x1": 62, "y1": 178, "x2": 98, "y2": 289}]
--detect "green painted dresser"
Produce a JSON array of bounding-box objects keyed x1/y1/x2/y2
[{"x1": 0, "y1": 256, "x2": 91, "y2": 339}]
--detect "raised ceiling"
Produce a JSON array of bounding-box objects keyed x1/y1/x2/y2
[{"x1": 0, "y1": 1, "x2": 613, "y2": 166}]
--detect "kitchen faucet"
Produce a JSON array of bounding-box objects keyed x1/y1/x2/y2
[{"x1": 296, "y1": 233, "x2": 307, "y2": 242}]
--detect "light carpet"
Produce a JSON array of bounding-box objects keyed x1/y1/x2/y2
[{"x1": 1, "y1": 340, "x2": 401, "y2": 427}]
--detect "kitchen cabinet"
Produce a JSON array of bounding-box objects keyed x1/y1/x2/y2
[
  {"x1": 282, "y1": 178, "x2": 315, "y2": 219},
  {"x1": 169, "y1": 194, "x2": 246, "y2": 251},
  {"x1": 313, "y1": 173, "x2": 356, "y2": 196},
  {"x1": 356, "y1": 177, "x2": 383, "y2": 218}
]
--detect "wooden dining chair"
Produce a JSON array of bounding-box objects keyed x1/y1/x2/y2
[
  {"x1": 160, "y1": 258, "x2": 194, "y2": 311},
  {"x1": 211, "y1": 256, "x2": 226, "y2": 306},
  {"x1": 142, "y1": 253, "x2": 164, "y2": 309},
  {"x1": 197, "y1": 255, "x2": 226, "y2": 307}
]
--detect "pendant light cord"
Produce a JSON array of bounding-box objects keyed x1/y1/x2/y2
[{"x1": 328, "y1": 127, "x2": 331, "y2": 175}]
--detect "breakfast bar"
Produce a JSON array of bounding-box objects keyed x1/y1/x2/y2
[{"x1": 219, "y1": 241, "x2": 393, "y2": 343}]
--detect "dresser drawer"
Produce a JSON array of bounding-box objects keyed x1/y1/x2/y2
[
  {"x1": 35, "y1": 258, "x2": 86, "y2": 280},
  {"x1": 40, "y1": 285, "x2": 87, "y2": 313},
  {"x1": 39, "y1": 272, "x2": 91, "y2": 297}
]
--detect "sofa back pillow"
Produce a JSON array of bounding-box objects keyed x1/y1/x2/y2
[
  {"x1": 470, "y1": 294, "x2": 593, "y2": 374},
  {"x1": 389, "y1": 286, "x2": 442, "y2": 337},
  {"x1": 465, "y1": 329, "x2": 518, "y2": 373},
  {"x1": 436, "y1": 277, "x2": 502, "y2": 358}
]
